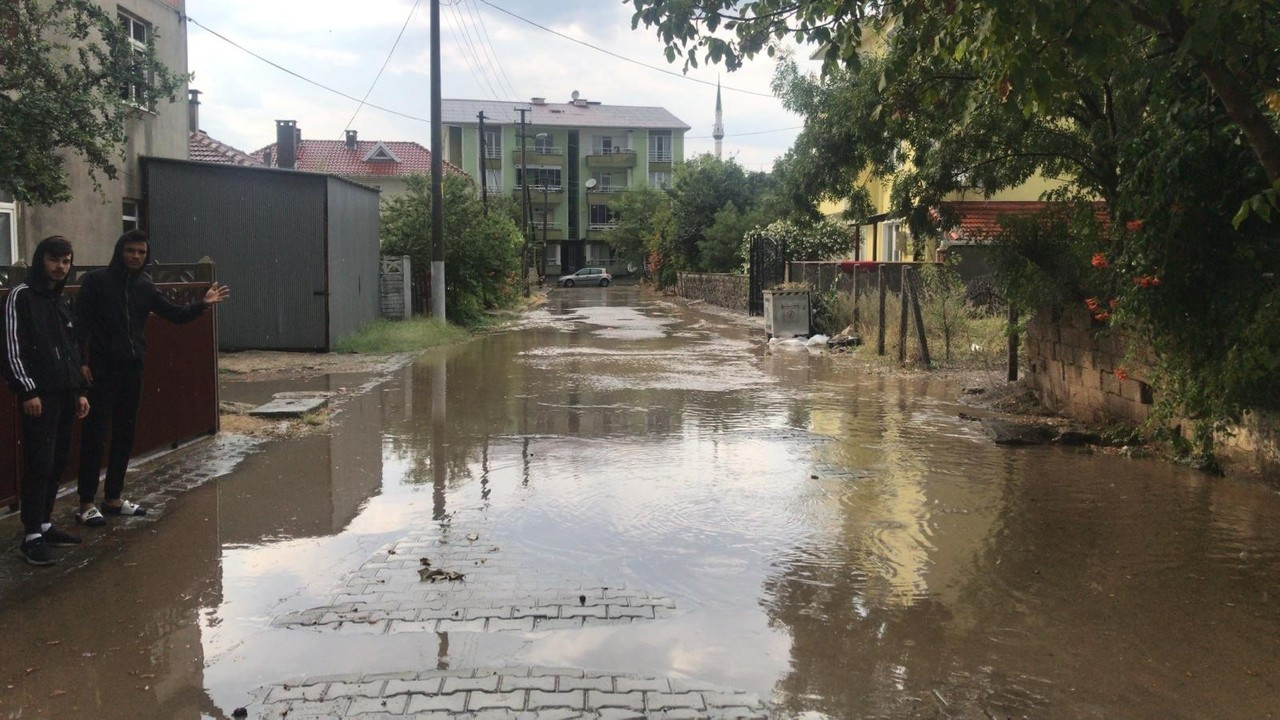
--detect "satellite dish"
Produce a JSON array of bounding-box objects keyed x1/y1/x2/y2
[
  {"x1": 571, "y1": 90, "x2": 580, "y2": 100},
  {"x1": 584, "y1": 178, "x2": 597, "y2": 189},
  {"x1": 627, "y1": 263, "x2": 638, "y2": 274}
]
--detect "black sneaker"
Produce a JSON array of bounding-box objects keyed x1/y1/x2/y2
[
  {"x1": 14, "y1": 537, "x2": 55, "y2": 566},
  {"x1": 41, "y1": 526, "x2": 82, "y2": 547}
]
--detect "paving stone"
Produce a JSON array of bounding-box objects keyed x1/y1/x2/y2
[
  {"x1": 606, "y1": 605, "x2": 654, "y2": 620},
  {"x1": 467, "y1": 689, "x2": 527, "y2": 711},
  {"x1": 533, "y1": 618, "x2": 584, "y2": 631},
  {"x1": 467, "y1": 605, "x2": 514, "y2": 620},
  {"x1": 559, "y1": 605, "x2": 608, "y2": 619},
  {"x1": 384, "y1": 677, "x2": 444, "y2": 696},
  {"x1": 348, "y1": 694, "x2": 409, "y2": 715},
  {"x1": 670, "y1": 679, "x2": 728, "y2": 693},
  {"x1": 499, "y1": 674, "x2": 558, "y2": 692},
  {"x1": 647, "y1": 692, "x2": 707, "y2": 711},
  {"x1": 437, "y1": 618, "x2": 489, "y2": 633},
  {"x1": 442, "y1": 674, "x2": 501, "y2": 694},
  {"x1": 406, "y1": 692, "x2": 469, "y2": 713},
  {"x1": 487, "y1": 617, "x2": 537, "y2": 633},
  {"x1": 362, "y1": 671, "x2": 421, "y2": 682},
  {"x1": 704, "y1": 692, "x2": 763, "y2": 708},
  {"x1": 526, "y1": 709, "x2": 587, "y2": 720},
  {"x1": 530, "y1": 667, "x2": 584, "y2": 678},
  {"x1": 615, "y1": 676, "x2": 671, "y2": 693},
  {"x1": 586, "y1": 691, "x2": 647, "y2": 711},
  {"x1": 557, "y1": 675, "x2": 614, "y2": 693},
  {"x1": 324, "y1": 681, "x2": 385, "y2": 699},
  {"x1": 260, "y1": 698, "x2": 351, "y2": 718},
  {"x1": 388, "y1": 619, "x2": 440, "y2": 633},
  {"x1": 265, "y1": 683, "x2": 326, "y2": 702},
  {"x1": 705, "y1": 707, "x2": 770, "y2": 719},
  {"x1": 594, "y1": 708, "x2": 648, "y2": 720},
  {"x1": 527, "y1": 690, "x2": 585, "y2": 710},
  {"x1": 650, "y1": 709, "x2": 705, "y2": 719}
]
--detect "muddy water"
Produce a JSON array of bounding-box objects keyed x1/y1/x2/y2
[{"x1": 2, "y1": 286, "x2": 1279, "y2": 719}]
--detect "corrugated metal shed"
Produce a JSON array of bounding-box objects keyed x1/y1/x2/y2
[
  {"x1": 441, "y1": 98, "x2": 690, "y2": 130},
  {"x1": 142, "y1": 157, "x2": 380, "y2": 351}
]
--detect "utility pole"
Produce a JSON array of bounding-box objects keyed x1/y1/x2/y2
[
  {"x1": 477, "y1": 111, "x2": 488, "y2": 216},
  {"x1": 515, "y1": 106, "x2": 532, "y2": 296},
  {"x1": 429, "y1": 0, "x2": 445, "y2": 320}
]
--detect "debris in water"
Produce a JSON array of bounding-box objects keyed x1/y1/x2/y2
[
  {"x1": 419, "y1": 557, "x2": 431, "y2": 567},
  {"x1": 466, "y1": 533, "x2": 479, "y2": 542},
  {"x1": 579, "y1": 594, "x2": 587, "y2": 606},
  {"x1": 233, "y1": 708, "x2": 249, "y2": 719},
  {"x1": 419, "y1": 568, "x2": 465, "y2": 582}
]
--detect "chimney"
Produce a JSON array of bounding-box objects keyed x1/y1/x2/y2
[
  {"x1": 530, "y1": 97, "x2": 545, "y2": 105},
  {"x1": 263, "y1": 147, "x2": 273, "y2": 167},
  {"x1": 345, "y1": 129, "x2": 358, "y2": 150},
  {"x1": 275, "y1": 119, "x2": 297, "y2": 169},
  {"x1": 187, "y1": 89, "x2": 202, "y2": 133}
]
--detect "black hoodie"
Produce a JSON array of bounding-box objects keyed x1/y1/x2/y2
[
  {"x1": 75, "y1": 235, "x2": 207, "y2": 364},
  {"x1": 1, "y1": 240, "x2": 86, "y2": 400}
]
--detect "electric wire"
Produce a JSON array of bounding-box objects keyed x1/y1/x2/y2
[
  {"x1": 186, "y1": 15, "x2": 433, "y2": 124},
  {"x1": 343, "y1": 0, "x2": 423, "y2": 135},
  {"x1": 686, "y1": 125, "x2": 803, "y2": 138},
  {"x1": 448, "y1": 1, "x2": 504, "y2": 100},
  {"x1": 475, "y1": 0, "x2": 777, "y2": 99},
  {"x1": 466, "y1": 0, "x2": 520, "y2": 100},
  {"x1": 444, "y1": 7, "x2": 501, "y2": 99}
]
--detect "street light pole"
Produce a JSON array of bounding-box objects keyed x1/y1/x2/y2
[
  {"x1": 540, "y1": 183, "x2": 549, "y2": 280},
  {"x1": 429, "y1": 0, "x2": 445, "y2": 320}
]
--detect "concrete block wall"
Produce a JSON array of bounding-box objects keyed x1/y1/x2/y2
[{"x1": 676, "y1": 272, "x2": 748, "y2": 313}]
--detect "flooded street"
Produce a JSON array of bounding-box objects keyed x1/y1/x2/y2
[{"x1": 2, "y1": 286, "x2": 1279, "y2": 719}]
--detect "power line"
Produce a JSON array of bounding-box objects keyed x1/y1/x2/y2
[
  {"x1": 186, "y1": 15, "x2": 433, "y2": 125},
  {"x1": 467, "y1": 0, "x2": 520, "y2": 100},
  {"x1": 447, "y1": 1, "x2": 503, "y2": 99},
  {"x1": 686, "y1": 125, "x2": 803, "y2": 139},
  {"x1": 445, "y1": 6, "x2": 501, "y2": 99},
  {"x1": 449, "y1": 1, "x2": 507, "y2": 100},
  {"x1": 475, "y1": 0, "x2": 778, "y2": 100},
  {"x1": 343, "y1": 0, "x2": 423, "y2": 134}
]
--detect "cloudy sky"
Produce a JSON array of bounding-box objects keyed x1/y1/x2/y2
[{"x1": 185, "y1": 0, "x2": 819, "y2": 172}]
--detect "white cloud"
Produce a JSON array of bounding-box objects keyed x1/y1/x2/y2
[{"x1": 187, "y1": 0, "x2": 821, "y2": 168}]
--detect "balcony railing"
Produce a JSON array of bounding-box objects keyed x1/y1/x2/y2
[
  {"x1": 588, "y1": 222, "x2": 619, "y2": 231},
  {"x1": 586, "y1": 149, "x2": 637, "y2": 169},
  {"x1": 648, "y1": 151, "x2": 673, "y2": 162},
  {"x1": 483, "y1": 147, "x2": 502, "y2": 159},
  {"x1": 518, "y1": 145, "x2": 563, "y2": 155}
]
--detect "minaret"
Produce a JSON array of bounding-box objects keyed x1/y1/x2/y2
[{"x1": 713, "y1": 78, "x2": 725, "y2": 159}]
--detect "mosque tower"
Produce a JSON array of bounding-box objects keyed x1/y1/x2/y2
[{"x1": 713, "y1": 78, "x2": 725, "y2": 159}]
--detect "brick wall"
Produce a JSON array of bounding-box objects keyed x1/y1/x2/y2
[
  {"x1": 1026, "y1": 305, "x2": 1279, "y2": 475},
  {"x1": 676, "y1": 272, "x2": 748, "y2": 313}
]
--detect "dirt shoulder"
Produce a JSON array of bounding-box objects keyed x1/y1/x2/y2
[{"x1": 219, "y1": 349, "x2": 410, "y2": 383}]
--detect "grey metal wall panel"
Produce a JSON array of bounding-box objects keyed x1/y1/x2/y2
[
  {"x1": 324, "y1": 178, "x2": 382, "y2": 349},
  {"x1": 144, "y1": 159, "x2": 329, "y2": 350}
]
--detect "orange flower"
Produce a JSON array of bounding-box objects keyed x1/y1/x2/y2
[
  {"x1": 1114, "y1": 368, "x2": 1129, "y2": 381},
  {"x1": 1091, "y1": 252, "x2": 1109, "y2": 268},
  {"x1": 1094, "y1": 311, "x2": 1111, "y2": 322},
  {"x1": 1125, "y1": 219, "x2": 1144, "y2": 232},
  {"x1": 1150, "y1": 276, "x2": 1161, "y2": 286},
  {"x1": 1085, "y1": 297, "x2": 1100, "y2": 310}
]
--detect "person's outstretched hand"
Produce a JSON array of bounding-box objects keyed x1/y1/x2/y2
[{"x1": 205, "y1": 282, "x2": 230, "y2": 305}]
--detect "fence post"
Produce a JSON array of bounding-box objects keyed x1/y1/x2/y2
[
  {"x1": 1008, "y1": 304, "x2": 1019, "y2": 382},
  {"x1": 877, "y1": 264, "x2": 887, "y2": 355},
  {"x1": 400, "y1": 256, "x2": 413, "y2": 319},
  {"x1": 898, "y1": 265, "x2": 910, "y2": 363},
  {"x1": 851, "y1": 267, "x2": 860, "y2": 335},
  {"x1": 909, "y1": 268, "x2": 931, "y2": 366}
]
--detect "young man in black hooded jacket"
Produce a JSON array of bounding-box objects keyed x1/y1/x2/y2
[
  {"x1": 73, "y1": 229, "x2": 229, "y2": 525},
  {"x1": 2, "y1": 236, "x2": 91, "y2": 565}
]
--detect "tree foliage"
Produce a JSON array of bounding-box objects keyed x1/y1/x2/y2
[
  {"x1": 381, "y1": 175, "x2": 524, "y2": 327},
  {"x1": 1, "y1": 0, "x2": 186, "y2": 205},
  {"x1": 603, "y1": 185, "x2": 671, "y2": 263}
]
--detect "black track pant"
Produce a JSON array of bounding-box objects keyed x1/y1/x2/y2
[
  {"x1": 77, "y1": 360, "x2": 144, "y2": 504},
  {"x1": 20, "y1": 391, "x2": 77, "y2": 534}
]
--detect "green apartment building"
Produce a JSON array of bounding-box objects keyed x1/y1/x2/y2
[{"x1": 441, "y1": 95, "x2": 688, "y2": 279}]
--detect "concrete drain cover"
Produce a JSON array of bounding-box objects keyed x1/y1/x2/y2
[{"x1": 249, "y1": 392, "x2": 331, "y2": 418}]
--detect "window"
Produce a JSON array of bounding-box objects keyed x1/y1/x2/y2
[
  {"x1": 592, "y1": 135, "x2": 630, "y2": 155},
  {"x1": 648, "y1": 170, "x2": 671, "y2": 189},
  {"x1": 0, "y1": 191, "x2": 15, "y2": 265},
  {"x1": 118, "y1": 12, "x2": 151, "y2": 107},
  {"x1": 122, "y1": 199, "x2": 141, "y2": 233},
  {"x1": 532, "y1": 209, "x2": 556, "y2": 228},
  {"x1": 591, "y1": 171, "x2": 623, "y2": 191},
  {"x1": 516, "y1": 167, "x2": 561, "y2": 189},
  {"x1": 483, "y1": 128, "x2": 502, "y2": 159},
  {"x1": 533, "y1": 134, "x2": 555, "y2": 153},
  {"x1": 586, "y1": 243, "x2": 617, "y2": 265},
  {"x1": 881, "y1": 219, "x2": 902, "y2": 261},
  {"x1": 545, "y1": 243, "x2": 561, "y2": 266},
  {"x1": 589, "y1": 204, "x2": 617, "y2": 228},
  {"x1": 484, "y1": 168, "x2": 502, "y2": 191},
  {"x1": 648, "y1": 131, "x2": 672, "y2": 162}
]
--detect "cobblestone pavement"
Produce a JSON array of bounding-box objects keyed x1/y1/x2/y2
[
  {"x1": 273, "y1": 526, "x2": 677, "y2": 635},
  {"x1": 250, "y1": 667, "x2": 769, "y2": 719}
]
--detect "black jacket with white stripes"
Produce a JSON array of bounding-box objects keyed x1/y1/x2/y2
[{"x1": 2, "y1": 256, "x2": 85, "y2": 401}]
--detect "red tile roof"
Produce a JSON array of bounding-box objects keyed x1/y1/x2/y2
[
  {"x1": 940, "y1": 201, "x2": 1107, "y2": 239},
  {"x1": 188, "y1": 131, "x2": 263, "y2": 167},
  {"x1": 250, "y1": 139, "x2": 466, "y2": 177}
]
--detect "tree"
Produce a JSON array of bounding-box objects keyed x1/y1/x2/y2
[
  {"x1": 604, "y1": 185, "x2": 670, "y2": 263},
  {"x1": 1, "y1": 0, "x2": 186, "y2": 205},
  {"x1": 626, "y1": 1, "x2": 1280, "y2": 187},
  {"x1": 382, "y1": 175, "x2": 524, "y2": 327}
]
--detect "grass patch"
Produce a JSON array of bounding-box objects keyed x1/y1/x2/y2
[{"x1": 335, "y1": 318, "x2": 471, "y2": 354}]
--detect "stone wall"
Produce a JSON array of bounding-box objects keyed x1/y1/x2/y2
[
  {"x1": 380, "y1": 256, "x2": 412, "y2": 320},
  {"x1": 1026, "y1": 304, "x2": 1279, "y2": 475},
  {"x1": 676, "y1": 272, "x2": 748, "y2": 313}
]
